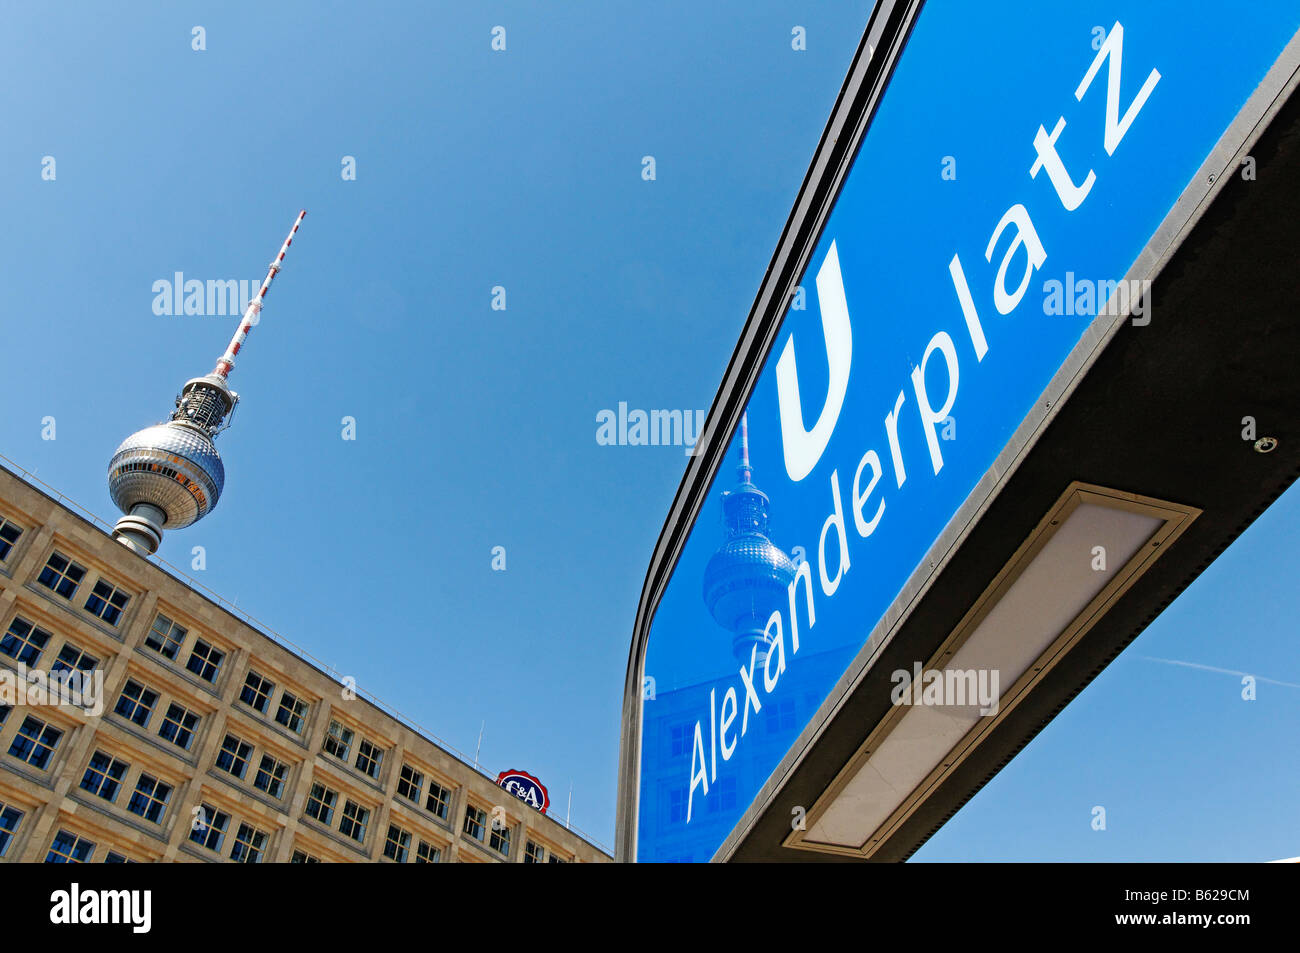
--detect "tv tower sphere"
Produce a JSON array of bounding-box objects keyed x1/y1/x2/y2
[{"x1": 107, "y1": 212, "x2": 305, "y2": 555}]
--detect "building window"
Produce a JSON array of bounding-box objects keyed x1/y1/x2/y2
[
  {"x1": 103, "y1": 852, "x2": 134, "y2": 863},
  {"x1": 339, "y1": 800, "x2": 369, "y2": 843},
  {"x1": 37, "y1": 552, "x2": 85, "y2": 600},
  {"x1": 0, "y1": 617, "x2": 51, "y2": 666},
  {"x1": 8, "y1": 715, "x2": 62, "y2": 769},
  {"x1": 145, "y1": 613, "x2": 186, "y2": 660},
  {"x1": 489, "y1": 821, "x2": 511, "y2": 856},
  {"x1": 383, "y1": 824, "x2": 410, "y2": 862},
  {"x1": 290, "y1": 850, "x2": 320, "y2": 863},
  {"x1": 0, "y1": 704, "x2": 9, "y2": 726},
  {"x1": 84, "y1": 579, "x2": 130, "y2": 626},
  {"x1": 426, "y1": 780, "x2": 450, "y2": 820},
  {"x1": 253, "y1": 754, "x2": 288, "y2": 799},
  {"x1": 230, "y1": 822, "x2": 267, "y2": 863},
  {"x1": 51, "y1": 642, "x2": 99, "y2": 680},
  {"x1": 355, "y1": 738, "x2": 383, "y2": 779},
  {"x1": 46, "y1": 829, "x2": 94, "y2": 863},
  {"x1": 0, "y1": 802, "x2": 24, "y2": 858},
  {"x1": 80, "y1": 750, "x2": 130, "y2": 802},
  {"x1": 126, "y1": 774, "x2": 172, "y2": 824},
  {"x1": 547, "y1": 853, "x2": 569, "y2": 864},
  {"x1": 415, "y1": 840, "x2": 440, "y2": 864},
  {"x1": 396, "y1": 764, "x2": 423, "y2": 804},
  {"x1": 274, "y1": 691, "x2": 308, "y2": 733},
  {"x1": 304, "y1": 783, "x2": 337, "y2": 826},
  {"x1": 524, "y1": 840, "x2": 543, "y2": 863},
  {"x1": 463, "y1": 805, "x2": 486, "y2": 842},
  {"x1": 215, "y1": 734, "x2": 253, "y2": 780},
  {"x1": 185, "y1": 639, "x2": 224, "y2": 683},
  {"x1": 113, "y1": 680, "x2": 159, "y2": 728},
  {"x1": 158, "y1": 702, "x2": 200, "y2": 750},
  {"x1": 668, "y1": 787, "x2": 688, "y2": 825},
  {"x1": 322, "y1": 719, "x2": 353, "y2": 761},
  {"x1": 239, "y1": 670, "x2": 275, "y2": 714},
  {"x1": 707, "y1": 776, "x2": 738, "y2": 813},
  {"x1": 190, "y1": 804, "x2": 229, "y2": 851},
  {"x1": 670, "y1": 723, "x2": 694, "y2": 757},
  {"x1": 0, "y1": 518, "x2": 22, "y2": 562},
  {"x1": 764, "y1": 698, "x2": 796, "y2": 735}
]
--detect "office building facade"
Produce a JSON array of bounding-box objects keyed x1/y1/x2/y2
[{"x1": 0, "y1": 464, "x2": 607, "y2": 864}]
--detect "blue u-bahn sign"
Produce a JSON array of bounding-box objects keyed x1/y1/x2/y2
[{"x1": 621, "y1": 0, "x2": 1300, "y2": 862}]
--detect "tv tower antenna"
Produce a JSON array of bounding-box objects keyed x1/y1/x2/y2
[{"x1": 107, "y1": 211, "x2": 306, "y2": 555}]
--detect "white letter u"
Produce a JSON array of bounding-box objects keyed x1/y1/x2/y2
[{"x1": 776, "y1": 241, "x2": 853, "y2": 482}]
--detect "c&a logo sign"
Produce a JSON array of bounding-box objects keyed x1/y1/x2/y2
[{"x1": 496, "y1": 769, "x2": 549, "y2": 814}]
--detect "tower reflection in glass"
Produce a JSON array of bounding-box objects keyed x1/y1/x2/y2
[{"x1": 702, "y1": 414, "x2": 796, "y2": 664}]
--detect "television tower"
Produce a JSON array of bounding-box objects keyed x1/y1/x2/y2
[
  {"x1": 702, "y1": 413, "x2": 797, "y2": 664},
  {"x1": 107, "y1": 211, "x2": 306, "y2": 555}
]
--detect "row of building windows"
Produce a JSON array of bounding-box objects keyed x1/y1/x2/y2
[
  {"x1": 37, "y1": 552, "x2": 131, "y2": 627},
  {"x1": 322, "y1": 718, "x2": 387, "y2": 781},
  {"x1": 5, "y1": 707, "x2": 516, "y2": 856},
  {"x1": 0, "y1": 794, "x2": 137, "y2": 862},
  {"x1": 80, "y1": 653, "x2": 310, "y2": 765},
  {"x1": 0, "y1": 707, "x2": 285, "y2": 824},
  {"x1": 189, "y1": 803, "x2": 268, "y2": 863},
  {"x1": 23, "y1": 597, "x2": 285, "y2": 731},
  {"x1": 524, "y1": 838, "x2": 569, "y2": 863},
  {"x1": 3, "y1": 692, "x2": 574, "y2": 862},
  {"x1": 8, "y1": 810, "x2": 426, "y2": 864},
  {"x1": 80, "y1": 750, "x2": 172, "y2": 824},
  {"x1": 0, "y1": 528, "x2": 584, "y2": 863},
  {"x1": 144, "y1": 614, "x2": 235, "y2": 694},
  {"x1": 2, "y1": 541, "x2": 320, "y2": 802},
  {"x1": 1, "y1": 604, "x2": 292, "y2": 730},
  {"x1": 237, "y1": 668, "x2": 309, "y2": 735},
  {"x1": 462, "y1": 804, "x2": 512, "y2": 857},
  {"x1": 2, "y1": 719, "x2": 571, "y2": 862},
  {"x1": 1, "y1": 805, "x2": 564, "y2": 863},
  {"x1": 303, "y1": 780, "x2": 372, "y2": 845},
  {"x1": 216, "y1": 732, "x2": 291, "y2": 800},
  {"x1": 2, "y1": 612, "x2": 215, "y2": 704},
  {"x1": 108, "y1": 678, "x2": 207, "y2": 756},
  {"x1": 1, "y1": 617, "x2": 100, "y2": 687},
  {"x1": 382, "y1": 822, "x2": 442, "y2": 863},
  {"x1": 4, "y1": 715, "x2": 559, "y2": 859},
  {"x1": 395, "y1": 762, "x2": 451, "y2": 819}
]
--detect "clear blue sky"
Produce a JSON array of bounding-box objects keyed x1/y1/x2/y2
[{"x1": 0, "y1": 1, "x2": 1294, "y2": 859}]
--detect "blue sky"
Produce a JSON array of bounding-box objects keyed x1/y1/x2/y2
[{"x1": 0, "y1": 1, "x2": 1295, "y2": 859}]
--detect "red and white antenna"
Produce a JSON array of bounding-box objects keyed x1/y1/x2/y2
[
  {"x1": 212, "y1": 209, "x2": 306, "y2": 380},
  {"x1": 107, "y1": 209, "x2": 311, "y2": 555}
]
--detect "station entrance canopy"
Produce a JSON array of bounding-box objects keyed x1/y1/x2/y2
[{"x1": 617, "y1": 0, "x2": 1300, "y2": 861}]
